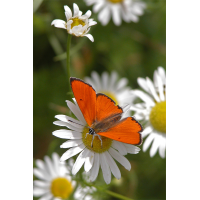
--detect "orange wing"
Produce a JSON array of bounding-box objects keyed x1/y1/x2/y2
[
  {"x1": 98, "y1": 117, "x2": 143, "y2": 145},
  {"x1": 96, "y1": 93, "x2": 123, "y2": 122},
  {"x1": 70, "y1": 77, "x2": 96, "y2": 127}
]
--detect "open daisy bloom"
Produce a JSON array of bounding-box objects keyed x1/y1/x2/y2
[
  {"x1": 53, "y1": 78, "x2": 142, "y2": 184},
  {"x1": 131, "y1": 67, "x2": 166, "y2": 158},
  {"x1": 33, "y1": 153, "x2": 95, "y2": 200},
  {"x1": 51, "y1": 3, "x2": 97, "y2": 42},
  {"x1": 84, "y1": 71, "x2": 135, "y2": 117},
  {"x1": 84, "y1": 0, "x2": 146, "y2": 26}
]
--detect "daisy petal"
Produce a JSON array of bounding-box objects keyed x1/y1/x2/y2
[
  {"x1": 146, "y1": 77, "x2": 160, "y2": 102},
  {"x1": 72, "y1": 148, "x2": 90, "y2": 175},
  {"x1": 52, "y1": 129, "x2": 82, "y2": 139},
  {"x1": 150, "y1": 136, "x2": 160, "y2": 157},
  {"x1": 38, "y1": 193, "x2": 53, "y2": 200},
  {"x1": 100, "y1": 153, "x2": 111, "y2": 184},
  {"x1": 143, "y1": 133, "x2": 155, "y2": 152},
  {"x1": 60, "y1": 143, "x2": 85, "y2": 162},
  {"x1": 108, "y1": 148, "x2": 131, "y2": 171},
  {"x1": 33, "y1": 180, "x2": 49, "y2": 188},
  {"x1": 84, "y1": 34, "x2": 94, "y2": 42},
  {"x1": 111, "y1": 140, "x2": 127, "y2": 155},
  {"x1": 60, "y1": 139, "x2": 83, "y2": 148},
  {"x1": 89, "y1": 153, "x2": 100, "y2": 182},
  {"x1": 84, "y1": 151, "x2": 94, "y2": 172},
  {"x1": 105, "y1": 151, "x2": 121, "y2": 179},
  {"x1": 111, "y1": 5, "x2": 121, "y2": 26},
  {"x1": 64, "y1": 5, "x2": 72, "y2": 20},
  {"x1": 123, "y1": 144, "x2": 140, "y2": 154},
  {"x1": 33, "y1": 188, "x2": 48, "y2": 197},
  {"x1": 51, "y1": 19, "x2": 66, "y2": 29},
  {"x1": 98, "y1": 7, "x2": 110, "y2": 26},
  {"x1": 159, "y1": 138, "x2": 166, "y2": 158},
  {"x1": 73, "y1": 3, "x2": 79, "y2": 17}
]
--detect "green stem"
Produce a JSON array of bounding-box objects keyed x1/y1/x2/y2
[
  {"x1": 105, "y1": 190, "x2": 134, "y2": 200},
  {"x1": 66, "y1": 34, "x2": 73, "y2": 100}
]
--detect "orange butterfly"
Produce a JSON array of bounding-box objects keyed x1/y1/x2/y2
[{"x1": 70, "y1": 77, "x2": 143, "y2": 147}]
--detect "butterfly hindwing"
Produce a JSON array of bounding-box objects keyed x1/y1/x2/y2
[
  {"x1": 70, "y1": 77, "x2": 96, "y2": 127},
  {"x1": 98, "y1": 117, "x2": 143, "y2": 145}
]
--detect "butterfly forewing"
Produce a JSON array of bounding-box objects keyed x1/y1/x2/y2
[
  {"x1": 96, "y1": 93, "x2": 123, "y2": 122},
  {"x1": 70, "y1": 78, "x2": 96, "y2": 127}
]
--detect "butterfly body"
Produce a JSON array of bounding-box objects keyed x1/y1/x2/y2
[{"x1": 70, "y1": 77, "x2": 143, "y2": 147}]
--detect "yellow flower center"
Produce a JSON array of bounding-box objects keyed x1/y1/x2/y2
[
  {"x1": 51, "y1": 177, "x2": 73, "y2": 199},
  {"x1": 149, "y1": 101, "x2": 166, "y2": 133},
  {"x1": 71, "y1": 18, "x2": 85, "y2": 28},
  {"x1": 108, "y1": 0, "x2": 124, "y2": 3},
  {"x1": 82, "y1": 127, "x2": 112, "y2": 153}
]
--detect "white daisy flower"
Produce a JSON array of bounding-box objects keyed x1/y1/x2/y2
[
  {"x1": 84, "y1": 0, "x2": 146, "y2": 26},
  {"x1": 53, "y1": 98, "x2": 140, "y2": 184},
  {"x1": 51, "y1": 3, "x2": 97, "y2": 42},
  {"x1": 84, "y1": 71, "x2": 135, "y2": 117},
  {"x1": 33, "y1": 153, "x2": 96, "y2": 200},
  {"x1": 131, "y1": 67, "x2": 166, "y2": 158}
]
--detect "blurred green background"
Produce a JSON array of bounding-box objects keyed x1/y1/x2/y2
[{"x1": 33, "y1": 0, "x2": 166, "y2": 199}]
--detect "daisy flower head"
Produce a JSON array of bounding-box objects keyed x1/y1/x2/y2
[
  {"x1": 33, "y1": 153, "x2": 96, "y2": 200},
  {"x1": 84, "y1": 0, "x2": 146, "y2": 26},
  {"x1": 131, "y1": 67, "x2": 166, "y2": 158},
  {"x1": 53, "y1": 82, "x2": 141, "y2": 184},
  {"x1": 84, "y1": 71, "x2": 135, "y2": 117},
  {"x1": 51, "y1": 3, "x2": 97, "y2": 42}
]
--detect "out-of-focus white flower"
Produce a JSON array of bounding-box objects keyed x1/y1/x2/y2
[
  {"x1": 84, "y1": 0, "x2": 146, "y2": 26},
  {"x1": 51, "y1": 3, "x2": 97, "y2": 42},
  {"x1": 131, "y1": 67, "x2": 166, "y2": 158},
  {"x1": 53, "y1": 98, "x2": 140, "y2": 184},
  {"x1": 33, "y1": 153, "x2": 96, "y2": 200}
]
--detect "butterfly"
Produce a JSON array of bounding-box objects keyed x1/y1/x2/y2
[{"x1": 70, "y1": 77, "x2": 143, "y2": 148}]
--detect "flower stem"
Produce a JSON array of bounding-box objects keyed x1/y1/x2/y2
[
  {"x1": 105, "y1": 190, "x2": 134, "y2": 200},
  {"x1": 66, "y1": 34, "x2": 73, "y2": 100}
]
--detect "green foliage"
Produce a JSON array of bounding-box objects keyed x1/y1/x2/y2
[{"x1": 33, "y1": 0, "x2": 166, "y2": 199}]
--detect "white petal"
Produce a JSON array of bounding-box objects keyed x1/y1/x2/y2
[
  {"x1": 52, "y1": 129, "x2": 82, "y2": 139},
  {"x1": 143, "y1": 133, "x2": 155, "y2": 152},
  {"x1": 33, "y1": 169, "x2": 50, "y2": 181},
  {"x1": 88, "y1": 19, "x2": 97, "y2": 26},
  {"x1": 51, "y1": 19, "x2": 66, "y2": 29},
  {"x1": 116, "y1": 78, "x2": 128, "y2": 91},
  {"x1": 84, "y1": 10, "x2": 92, "y2": 18},
  {"x1": 150, "y1": 136, "x2": 161, "y2": 157},
  {"x1": 146, "y1": 77, "x2": 160, "y2": 102},
  {"x1": 100, "y1": 153, "x2": 111, "y2": 184},
  {"x1": 60, "y1": 143, "x2": 85, "y2": 161},
  {"x1": 137, "y1": 77, "x2": 150, "y2": 93},
  {"x1": 109, "y1": 71, "x2": 118, "y2": 90},
  {"x1": 52, "y1": 153, "x2": 61, "y2": 175},
  {"x1": 142, "y1": 126, "x2": 153, "y2": 137},
  {"x1": 33, "y1": 180, "x2": 49, "y2": 187},
  {"x1": 102, "y1": 71, "x2": 109, "y2": 90},
  {"x1": 64, "y1": 5, "x2": 72, "y2": 20},
  {"x1": 84, "y1": 151, "x2": 94, "y2": 172},
  {"x1": 66, "y1": 100, "x2": 86, "y2": 124},
  {"x1": 73, "y1": 3, "x2": 79, "y2": 17},
  {"x1": 93, "y1": 1, "x2": 104, "y2": 12},
  {"x1": 60, "y1": 139, "x2": 83, "y2": 148},
  {"x1": 158, "y1": 67, "x2": 166, "y2": 85},
  {"x1": 123, "y1": 144, "x2": 140, "y2": 154},
  {"x1": 38, "y1": 193, "x2": 53, "y2": 200},
  {"x1": 91, "y1": 71, "x2": 101, "y2": 90},
  {"x1": 132, "y1": 90, "x2": 155, "y2": 107},
  {"x1": 111, "y1": 5, "x2": 121, "y2": 26},
  {"x1": 84, "y1": 34, "x2": 94, "y2": 42},
  {"x1": 159, "y1": 138, "x2": 166, "y2": 158},
  {"x1": 154, "y1": 71, "x2": 165, "y2": 101},
  {"x1": 111, "y1": 140, "x2": 127, "y2": 155},
  {"x1": 72, "y1": 148, "x2": 90, "y2": 175},
  {"x1": 44, "y1": 155, "x2": 57, "y2": 178},
  {"x1": 98, "y1": 7, "x2": 111, "y2": 26},
  {"x1": 33, "y1": 188, "x2": 48, "y2": 197},
  {"x1": 108, "y1": 148, "x2": 131, "y2": 171},
  {"x1": 35, "y1": 159, "x2": 45, "y2": 171},
  {"x1": 89, "y1": 153, "x2": 100, "y2": 182},
  {"x1": 55, "y1": 114, "x2": 85, "y2": 126},
  {"x1": 105, "y1": 151, "x2": 121, "y2": 179}
]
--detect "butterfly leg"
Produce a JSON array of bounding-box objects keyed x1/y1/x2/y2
[
  {"x1": 85, "y1": 132, "x2": 89, "y2": 139},
  {"x1": 97, "y1": 135, "x2": 103, "y2": 148},
  {"x1": 91, "y1": 134, "x2": 95, "y2": 148}
]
